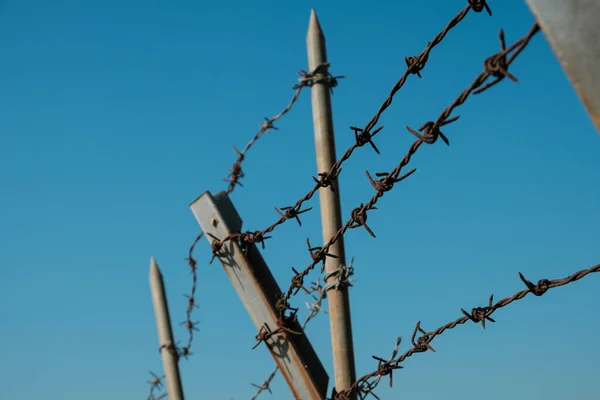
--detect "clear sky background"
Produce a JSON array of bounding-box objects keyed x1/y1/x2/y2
[{"x1": 1, "y1": 1, "x2": 599, "y2": 399}]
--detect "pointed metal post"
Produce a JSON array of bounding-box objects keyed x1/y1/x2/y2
[
  {"x1": 307, "y1": 9, "x2": 357, "y2": 399},
  {"x1": 149, "y1": 257, "x2": 185, "y2": 400}
]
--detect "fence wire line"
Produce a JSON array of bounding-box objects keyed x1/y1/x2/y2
[
  {"x1": 263, "y1": 21, "x2": 542, "y2": 322},
  {"x1": 225, "y1": 63, "x2": 345, "y2": 194},
  {"x1": 249, "y1": 261, "x2": 355, "y2": 400},
  {"x1": 208, "y1": 11, "x2": 539, "y2": 331},
  {"x1": 202, "y1": 0, "x2": 496, "y2": 331},
  {"x1": 328, "y1": 263, "x2": 600, "y2": 400},
  {"x1": 232, "y1": 16, "x2": 541, "y2": 400},
  {"x1": 145, "y1": 2, "x2": 589, "y2": 400},
  {"x1": 196, "y1": 3, "x2": 493, "y2": 398},
  {"x1": 203, "y1": 2, "x2": 489, "y2": 273}
]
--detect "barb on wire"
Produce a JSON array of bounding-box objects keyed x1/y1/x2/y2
[
  {"x1": 146, "y1": 371, "x2": 167, "y2": 400},
  {"x1": 224, "y1": 62, "x2": 344, "y2": 194},
  {"x1": 178, "y1": 231, "x2": 205, "y2": 359},
  {"x1": 250, "y1": 368, "x2": 277, "y2": 400},
  {"x1": 212, "y1": 0, "x2": 493, "y2": 309},
  {"x1": 335, "y1": 263, "x2": 600, "y2": 399},
  {"x1": 323, "y1": 258, "x2": 355, "y2": 292},
  {"x1": 248, "y1": 259, "x2": 356, "y2": 399},
  {"x1": 294, "y1": 62, "x2": 346, "y2": 94},
  {"x1": 269, "y1": 20, "x2": 540, "y2": 322}
]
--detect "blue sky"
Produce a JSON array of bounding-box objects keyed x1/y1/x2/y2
[{"x1": 1, "y1": 1, "x2": 599, "y2": 399}]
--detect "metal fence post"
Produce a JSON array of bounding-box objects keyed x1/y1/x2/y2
[
  {"x1": 306, "y1": 9, "x2": 357, "y2": 399},
  {"x1": 189, "y1": 191, "x2": 329, "y2": 400},
  {"x1": 149, "y1": 257, "x2": 185, "y2": 400}
]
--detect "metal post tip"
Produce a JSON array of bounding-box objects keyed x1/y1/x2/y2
[
  {"x1": 308, "y1": 8, "x2": 323, "y2": 36},
  {"x1": 149, "y1": 256, "x2": 160, "y2": 275}
]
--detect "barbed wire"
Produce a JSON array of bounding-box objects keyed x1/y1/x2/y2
[
  {"x1": 204, "y1": 4, "x2": 536, "y2": 333},
  {"x1": 249, "y1": 260, "x2": 355, "y2": 399},
  {"x1": 180, "y1": 232, "x2": 204, "y2": 358},
  {"x1": 265, "y1": 21, "x2": 541, "y2": 321},
  {"x1": 202, "y1": 5, "x2": 497, "y2": 337},
  {"x1": 189, "y1": 3, "x2": 496, "y2": 398},
  {"x1": 224, "y1": 63, "x2": 345, "y2": 194},
  {"x1": 327, "y1": 263, "x2": 600, "y2": 400},
  {"x1": 146, "y1": 371, "x2": 168, "y2": 400},
  {"x1": 141, "y1": 3, "x2": 594, "y2": 400},
  {"x1": 250, "y1": 369, "x2": 277, "y2": 400},
  {"x1": 205, "y1": 1, "x2": 491, "y2": 266}
]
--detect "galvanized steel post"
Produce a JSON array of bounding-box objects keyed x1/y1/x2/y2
[
  {"x1": 149, "y1": 257, "x2": 185, "y2": 400},
  {"x1": 306, "y1": 9, "x2": 357, "y2": 399}
]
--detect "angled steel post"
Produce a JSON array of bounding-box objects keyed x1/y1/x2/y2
[
  {"x1": 307, "y1": 9, "x2": 357, "y2": 399},
  {"x1": 190, "y1": 191, "x2": 329, "y2": 400},
  {"x1": 149, "y1": 257, "x2": 185, "y2": 400},
  {"x1": 525, "y1": 0, "x2": 600, "y2": 133}
]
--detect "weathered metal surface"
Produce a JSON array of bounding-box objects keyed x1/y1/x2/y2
[
  {"x1": 525, "y1": 0, "x2": 600, "y2": 133},
  {"x1": 189, "y1": 191, "x2": 329, "y2": 400}
]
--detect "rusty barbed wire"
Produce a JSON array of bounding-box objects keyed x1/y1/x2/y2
[
  {"x1": 197, "y1": 6, "x2": 500, "y2": 351},
  {"x1": 250, "y1": 369, "x2": 277, "y2": 400},
  {"x1": 194, "y1": 5, "x2": 494, "y2": 398},
  {"x1": 249, "y1": 260, "x2": 355, "y2": 399},
  {"x1": 264, "y1": 21, "x2": 541, "y2": 322},
  {"x1": 179, "y1": 231, "x2": 204, "y2": 359},
  {"x1": 141, "y1": 2, "x2": 553, "y2": 400},
  {"x1": 209, "y1": 0, "x2": 492, "y2": 269},
  {"x1": 224, "y1": 62, "x2": 345, "y2": 194},
  {"x1": 329, "y1": 263, "x2": 600, "y2": 400},
  {"x1": 146, "y1": 371, "x2": 168, "y2": 400}
]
